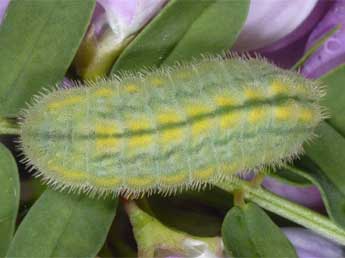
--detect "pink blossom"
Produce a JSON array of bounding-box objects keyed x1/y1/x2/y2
[
  {"x1": 0, "y1": 0, "x2": 10, "y2": 24},
  {"x1": 302, "y1": 0, "x2": 345, "y2": 78},
  {"x1": 233, "y1": 0, "x2": 320, "y2": 51}
]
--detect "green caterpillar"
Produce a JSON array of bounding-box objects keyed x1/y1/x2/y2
[{"x1": 20, "y1": 56, "x2": 324, "y2": 197}]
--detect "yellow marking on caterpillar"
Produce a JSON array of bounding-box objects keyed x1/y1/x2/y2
[
  {"x1": 94, "y1": 88, "x2": 114, "y2": 97},
  {"x1": 158, "y1": 111, "x2": 182, "y2": 124},
  {"x1": 215, "y1": 96, "x2": 236, "y2": 107},
  {"x1": 49, "y1": 165, "x2": 85, "y2": 181},
  {"x1": 128, "y1": 176, "x2": 155, "y2": 187},
  {"x1": 186, "y1": 104, "x2": 212, "y2": 117},
  {"x1": 48, "y1": 96, "x2": 83, "y2": 110},
  {"x1": 92, "y1": 176, "x2": 121, "y2": 187},
  {"x1": 274, "y1": 105, "x2": 292, "y2": 121},
  {"x1": 96, "y1": 138, "x2": 118, "y2": 152},
  {"x1": 128, "y1": 134, "x2": 154, "y2": 148},
  {"x1": 244, "y1": 88, "x2": 263, "y2": 100},
  {"x1": 195, "y1": 167, "x2": 214, "y2": 179},
  {"x1": 124, "y1": 84, "x2": 140, "y2": 93},
  {"x1": 270, "y1": 81, "x2": 288, "y2": 96},
  {"x1": 127, "y1": 119, "x2": 154, "y2": 148},
  {"x1": 157, "y1": 111, "x2": 185, "y2": 144},
  {"x1": 191, "y1": 118, "x2": 213, "y2": 137},
  {"x1": 219, "y1": 111, "x2": 241, "y2": 129},
  {"x1": 161, "y1": 173, "x2": 188, "y2": 185},
  {"x1": 95, "y1": 122, "x2": 118, "y2": 135},
  {"x1": 248, "y1": 107, "x2": 266, "y2": 124},
  {"x1": 150, "y1": 78, "x2": 165, "y2": 87},
  {"x1": 299, "y1": 108, "x2": 313, "y2": 122},
  {"x1": 160, "y1": 128, "x2": 184, "y2": 145}
]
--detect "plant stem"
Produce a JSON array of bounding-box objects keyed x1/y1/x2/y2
[
  {"x1": 216, "y1": 178, "x2": 345, "y2": 246},
  {"x1": 0, "y1": 117, "x2": 20, "y2": 135}
]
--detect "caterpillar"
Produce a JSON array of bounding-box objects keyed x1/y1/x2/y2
[{"x1": 19, "y1": 56, "x2": 325, "y2": 198}]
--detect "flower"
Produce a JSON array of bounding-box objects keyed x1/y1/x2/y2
[
  {"x1": 282, "y1": 227, "x2": 345, "y2": 258},
  {"x1": 0, "y1": 0, "x2": 10, "y2": 24},
  {"x1": 74, "y1": 0, "x2": 168, "y2": 79},
  {"x1": 302, "y1": 0, "x2": 345, "y2": 78},
  {"x1": 233, "y1": 0, "x2": 321, "y2": 51},
  {"x1": 262, "y1": 177, "x2": 324, "y2": 211},
  {"x1": 96, "y1": 0, "x2": 168, "y2": 45}
]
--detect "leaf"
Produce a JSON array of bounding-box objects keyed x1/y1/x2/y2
[
  {"x1": 111, "y1": 0, "x2": 249, "y2": 72},
  {"x1": 304, "y1": 123, "x2": 345, "y2": 196},
  {"x1": 0, "y1": 0, "x2": 96, "y2": 117},
  {"x1": 321, "y1": 64, "x2": 345, "y2": 136},
  {"x1": 287, "y1": 161, "x2": 345, "y2": 230},
  {"x1": 222, "y1": 203, "x2": 297, "y2": 258},
  {"x1": 6, "y1": 189, "x2": 117, "y2": 258},
  {"x1": 0, "y1": 143, "x2": 19, "y2": 257},
  {"x1": 294, "y1": 122, "x2": 345, "y2": 229}
]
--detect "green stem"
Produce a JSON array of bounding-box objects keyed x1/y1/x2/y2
[
  {"x1": 291, "y1": 24, "x2": 341, "y2": 71},
  {"x1": 216, "y1": 178, "x2": 345, "y2": 246},
  {"x1": 0, "y1": 118, "x2": 20, "y2": 135}
]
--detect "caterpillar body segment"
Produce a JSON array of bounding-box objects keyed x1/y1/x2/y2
[{"x1": 20, "y1": 57, "x2": 324, "y2": 197}]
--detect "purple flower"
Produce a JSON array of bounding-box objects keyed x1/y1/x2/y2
[
  {"x1": 233, "y1": 0, "x2": 321, "y2": 51},
  {"x1": 254, "y1": 0, "x2": 330, "y2": 69},
  {"x1": 302, "y1": 0, "x2": 345, "y2": 78},
  {"x1": 74, "y1": 0, "x2": 168, "y2": 79},
  {"x1": 262, "y1": 176, "x2": 324, "y2": 212},
  {"x1": 96, "y1": 0, "x2": 168, "y2": 43},
  {"x1": 283, "y1": 228, "x2": 345, "y2": 258},
  {"x1": 0, "y1": 0, "x2": 10, "y2": 24}
]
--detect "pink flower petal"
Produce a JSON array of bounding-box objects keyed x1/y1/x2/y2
[
  {"x1": 282, "y1": 228, "x2": 345, "y2": 258},
  {"x1": 262, "y1": 176, "x2": 324, "y2": 211},
  {"x1": 0, "y1": 0, "x2": 10, "y2": 24},
  {"x1": 233, "y1": 0, "x2": 319, "y2": 51},
  {"x1": 302, "y1": 0, "x2": 345, "y2": 78}
]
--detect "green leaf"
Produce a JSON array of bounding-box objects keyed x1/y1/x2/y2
[
  {"x1": 287, "y1": 161, "x2": 345, "y2": 230},
  {"x1": 222, "y1": 203, "x2": 297, "y2": 258},
  {"x1": 112, "y1": 0, "x2": 249, "y2": 72},
  {"x1": 304, "y1": 123, "x2": 345, "y2": 196},
  {"x1": 321, "y1": 64, "x2": 345, "y2": 136},
  {"x1": 0, "y1": 0, "x2": 96, "y2": 117},
  {"x1": 296, "y1": 122, "x2": 345, "y2": 229},
  {"x1": 0, "y1": 143, "x2": 19, "y2": 257},
  {"x1": 7, "y1": 190, "x2": 117, "y2": 258}
]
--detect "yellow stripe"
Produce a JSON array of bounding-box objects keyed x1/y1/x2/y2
[
  {"x1": 161, "y1": 173, "x2": 187, "y2": 185},
  {"x1": 248, "y1": 107, "x2": 266, "y2": 124},
  {"x1": 96, "y1": 138, "x2": 118, "y2": 152},
  {"x1": 186, "y1": 104, "x2": 212, "y2": 116},
  {"x1": 270, "y1": 81, "x2": 288, "y2": 96},
  {"x1": 127, "y1": 118, "x2": 154, "y2": 148},
  {"x1": 220, "y1": 111, "x2": 241, "y2": 129},
  {"x1": 299, "y1": 108, "x2": 313, "y2": 122},
  {"x1": 191, "y1": 118, "x2": 213, "y2": 137},
  {"x1": 150, "y1": 78, "x2": 165, "y2": 87},
  {"x1": 215, "y1": 96, "x2": 236, "y2": 107},
  {"x1": 92, "y1": 176, "x2": 121, "y2": 187},
  {"x1": 244, "y1": 88, "x2": 263, "y2": 100},
  {"x1": 128, "y1": 176, "x2": 155, "y2": 187},
  {"x1": 124, "y1": 84, "x2": 139, "y2": 93},
  {"x1": 160, "y1": 128, "x2": 184, "y2": 145},
  {"x1": 95, "y1": 122, "x2": 118, "y2": 135},
  {"x1": 94, "y1": 88, "x2": 114, "y2": 97},
  {"x1": 48, "y1": 165, "x2": 85, "y2": 182},
  {"x1": 48, "y1": 96, "x2": 83, "y2": 110},
  {"x1": 274, "y1": 105, "x2": 292, "y2": 121},
  {"x1": 195, "y1": 167, "x2": 214, "y2": 180}
]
